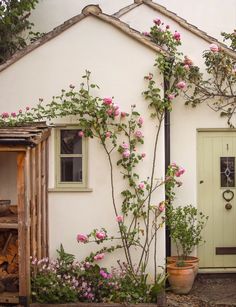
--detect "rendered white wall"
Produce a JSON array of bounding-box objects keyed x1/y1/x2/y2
[
  {"x1": 0, "y1": 153, "x2": 17, "y2": 204},
  {"x1": 155, "y1": 0, "x2": 236, "y2": 42},
  {"x1": 30, "y1": 0, "x2": 133, "y2": 33},
  {"x1": 0, "y1": 16, "x2": 165, "y2": 273}
]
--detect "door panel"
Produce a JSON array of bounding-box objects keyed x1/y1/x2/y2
[{"x1": 198, "y1": 132, "x2": 236, "y2": 268}]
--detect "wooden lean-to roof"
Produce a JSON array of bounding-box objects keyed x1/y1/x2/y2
[{"x1": 0, "y1": 122, "x2": 51, "y2": 147}]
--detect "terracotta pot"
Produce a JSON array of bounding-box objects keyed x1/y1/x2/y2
[
  {"x1": 167, "y1": 256, "x2": 199, "y2": 277},
  {"x1": 167, "y1": 262, "x2": 195, "y2": 294}
]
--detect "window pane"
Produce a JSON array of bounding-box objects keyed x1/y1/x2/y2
[
  {"x1": 61, "y1": 157, "x2": 82, "y2": 182},
  {"x1": 220, "y1": 157, "x2": 235, "y2": 187},
  {"x1": 60, "y1": 130, "x2": 82, "y2": 154}
]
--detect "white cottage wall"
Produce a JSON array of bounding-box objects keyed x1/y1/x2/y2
[{"x1": 0, "y1": 16, "x2": 166, "y2": 273}]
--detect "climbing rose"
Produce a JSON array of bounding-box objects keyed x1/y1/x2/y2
[
  {"x1": 153, "y1": 18, "x2": 161, "y2": 26},
  {"x1": 96, "y1": 231, "x2": 106, "y2": 240},
  {"x1": 105, "y1": 131, "x2": 111, "y2": 138},
  {"x1": 77, "y1": 234, "x2": 88, "y2": 243},
  {"x1": 94, "y1": 253, "x2": 105, "y2": 261},
  {"x1": 1, "y1": 112, "x2": 9, "y2": 118},
  {"x1": 11, "y1": 112, "x2": 16, "y2": 117},
  {"x1": 158, "y1": 202, "x2": 165, "y2": 212},
  {"x1": 123, "y1": 150, "x2": 130, "y2": 158},
  {"x1": 184, "y1": 56, "x2": 193, "y2": 66},
  {"x1": 116, "y1": 215, "x2": 123, "y2": 223},
  {"x1": 184, "y1": 64, "x2": 190, "y2": 70},
  {"x1": 107, "y1": 109, "x2": 113, "y2": 116},
  {"x1": 26, "y1": 106, "x2": 30, "y2": 111},
  {"x1": 121, "y1": 142, "x2": 129, "y2": 149},
  {"x1": 121, "y1": 111, "x2": 127, "y2": 118},
  {"x1": 78, "y1": 131, "x2": 84, "y2": 137},
  {"x1": 103, "y1": 97, "x2": 113, "y2": 105},
  {"x1": 141, "y1": 152, "x2": 146, "y2": 158},
  {"x1": 209, "y1": 43, "x2": 219, "y2": 53},
  {"x1": 176, "y1": 167, "x2": 185, "y2": 177},
  {"x1": 135, "y1": 130, "x2": 143, "y2": 138},
  {"x1": 138, "y1": 182, "x2": 145, "y2": 190},
  {"x1": 173, "y1": 31, "x2": 181, "y2": 41},
  {"x1": 18, "y1": 109, "x2": 22, "y2": 114},
  {"x1": 176, "y1": 81, "x2": 186, "y2": 90},
  {"x1": 138, "y1": 117, "x2": 144, "y2": 125},
  {"x1": 168, "y1": 94, "x2": 175, "y2": 100},
  {"x1": 143, "y1": 32, "x2": 150, "y2": 37}
]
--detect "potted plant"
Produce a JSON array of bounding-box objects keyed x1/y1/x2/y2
[{"x1": 165, "y1": 205, "x2": 208, "y2": 294}]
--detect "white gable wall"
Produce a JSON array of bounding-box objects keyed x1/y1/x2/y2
[{"x1": 0, "y1": 16, "x2": 165, "y2": 273}]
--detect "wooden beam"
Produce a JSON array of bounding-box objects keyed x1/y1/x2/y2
[
  {"x1": 41, "y1": 141, "x2": 47, "y2": 257},
  {"x1": 36, "y1": 143, "x2": 42, "y2": 259},
  {"x1": 0, "y1": 146, "x2": 26, "y2": 152},
  {"x1": 45, "y1": 139, "x2": 49, "y2": 256},
  {"x1": 30, "y1": 147, "x2": 37, "y2": 259}
]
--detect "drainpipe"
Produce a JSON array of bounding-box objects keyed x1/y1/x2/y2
[{"x1": 164, "y1": 77, "x2": 171, "y2": 258}]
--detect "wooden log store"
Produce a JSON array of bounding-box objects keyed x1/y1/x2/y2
[{"x1": 0, "y1": 123, "x2": 51, "y2": 306}]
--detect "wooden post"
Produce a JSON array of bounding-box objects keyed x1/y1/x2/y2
[
  {"x1": 41, "y1": 141, "x2": 47, "y2": 257},
  {"x1": 18, "y1": 150, "x2": 31, "y2": 306},
  {"x1": 30, "y1": 148, "x2": 37, "y2": 259},
  {"x1": 36, "y1": 144, "x2": 42, "y2": 259}
]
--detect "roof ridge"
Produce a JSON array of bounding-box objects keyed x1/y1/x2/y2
[
  {"x1": 114, "y1": 0, "x2": 236, "y2": 60},
  {"x1": 0, "y1": 4, "x2": 168, "y2": 73}
]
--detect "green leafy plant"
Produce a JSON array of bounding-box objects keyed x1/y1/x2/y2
[
  {"x1": 166, "y1": 204, "x2": 208, "y2": 259},
  {"x1": 0, "y1": 0, "x2": 41, "y2": 64}
]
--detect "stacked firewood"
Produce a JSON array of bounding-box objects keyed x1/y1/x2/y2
[{"x1": 0, "y1": 231, "x2": 18, "y2": 292}]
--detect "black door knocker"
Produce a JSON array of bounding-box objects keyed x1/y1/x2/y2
[{"x1": 223, "y1": 189, "x2": 234, "y2": 202}]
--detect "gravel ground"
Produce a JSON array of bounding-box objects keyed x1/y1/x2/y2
[{"x1": 165, "y1": 274, "x2": 236, "y2": 307}]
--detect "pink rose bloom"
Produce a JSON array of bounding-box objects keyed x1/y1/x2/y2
[
  {"x1": 138, "y1": 182, "x2": 145, "y2": 190},
  {"x1": 94, "y1": 253, "x2": 105, "y2": 261},
  {"x1": 114, "y1": 109, "x2": 120, "y2": 117},
  {"x1": 184, "y1": 56, "x2": 193, "y2": 66},
  {"x1": 158, "y1": 202, "x2": 165, "y2": 212},
  {"x1": 176, "y1": 81, "x2": 186, "y2": 90},
  {"x1": 135, "y1": 130, "x2": 143, "y2": 138},
  {"x1": 113, "y1": 104, "x2": 119, "y2": 110},
  {"x1": 123, "y1": 150, "x2": 130, "y2": 158},
  {"x1": 77, "y1": 233, "x2": 88, "y2": 243},
  {"x1": 176, "y1": 167, "x2": 185, "y2": 177},
  {"x1": 2, "y1": 112, "x2": 9, "y2": 118},
  {"x1": 121, "y1": 112, "x2": 127, "y2": 118},
  {"x1": 96, "y1": 231, "x2": 106, "y2": 240},
  {"x1": 171, "y1": 162, "x2": 177, "y2": 167},
  {"x1": 138, "y1": 117, "x2": 144, "y2": 125},
  {"x1": 116, "y1": 215, "x2": 123, "y2": 223},
  {"x1": 166, "y1": 25, "x2": 170, "y2": 30},
  {"x1": 168, "y1": 94, "x2": 175, "y2": 100},
  {"x1": 121, "y1": 142, "x2": 129, "y2": 149},
  {"x1": 105, "y1": 131, "x2": 111, "y2": 138},
  {"x1": 146, "y1": 73, "x2": 153, "y2": 80},
  {"x1": 107, "y1": 109, "x2": 113, "y2": 116},
  {"x1": 209, "y1": 43, "x2": 219, "y2": 53},
  {"x1": 19, "y1": 109, "x2": 22, "y2": 114},
  {"x1": 103, "y1": 97, "x2": 113, "y2": 105},
  {"x1": 141, "y1": 152, "x2": 146, "y2": 158},
  {"x1": 26, "y1": 106, "x2": 30, "y2": 111},
  {"x1": 173, "y1": 31, "x2": 181, "y2": 41},
  {"x1": 143, "y1": 32, "x2": 150, "y2": 37},
  {"x1": 153, "y1": 18, "x2": 161, "y2": 26},
  {"x1": 11, "y1": 112, "x2": 16, "y2": 117},
  {"x1": 184, "y1": 64, "x2": 190, "y2": 70},
  {"x1": 78, "y1": 131, "x2": 84, "y2": 137}
]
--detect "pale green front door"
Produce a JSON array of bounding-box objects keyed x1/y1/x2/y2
[{"x1": 198, "y1": 131, "x2": 236, "y2": 268}]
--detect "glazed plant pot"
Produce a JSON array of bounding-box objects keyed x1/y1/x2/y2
[
  {"x1": 167, "y1": 263, "x2": 195, "y2": 294},
  {"x1": 167, "y1": 256, "x2": 199, "y2": 277}
]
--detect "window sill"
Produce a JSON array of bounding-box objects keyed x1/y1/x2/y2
[{"x1": 48, "y1": 187, "x2": 93, "y2": 192}]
